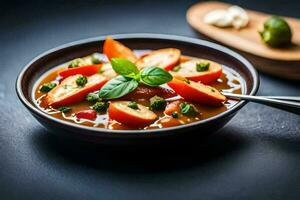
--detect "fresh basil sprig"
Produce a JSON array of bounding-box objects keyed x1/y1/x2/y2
[
  {"x1": 99, "y1": 76, "x2": 139, "y2": 99},
  {"x1": 111, "y1": 58, "x2": 139, "y2": 79},
  {"x1": 140, "y1": 66, "x2": 172, "y2": 86},
  {"x1": 99, "y1": 58, "x2": 173, "y2": 99}
]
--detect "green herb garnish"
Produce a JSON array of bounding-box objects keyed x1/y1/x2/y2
[
  {"x1": 128, "y1": 101, "x2": 139, "y2": 110},
  {"x1": 180, "y1": 102, "x2": 199, "y2": 116},
  {"x1": 92, "y1": 101, "x2": 108, "y2": 112},
  {"x1": 40, "y1": 82, "x2": 56, "y2": 93},
  {"x1": 58, "y1": 106, "x2": 71, "y2": 113},
  {"x1": 171, "y1": 112, "x2": 179, "y2": 118},
  {"x1": 68, "y1": 58, "x2": 84, "y2": 68},
  {"x1": 76, "y1": 75, "x2": 87, "y2": 87},
  {"x1": 172, "y1": 66, "x2": 181, "y2": 72},
  {"x1": 196, "y1": 62, "x2": 210, "y2": 72},
  {"x1": 99, "y1": 58, "x2": 173, "y2": 99},
  {"x1": 111, "y1": 58, "x2": 139, "y2": 79},
  {"x1": 140, "y1": 66, "x2": 173, "y2": 86},
  {"x1": 91, "y1": 55, "x2": 102, "y2": 64},
  {"x1": 99, "y1": 76, "x2": 139, "y2": 99},
  {"x1": 86, "y1": 92, "x2": 100, "y2": 102},
  {"x1": 183, "y1": 79, "x2": 190, "y2": 84},
  {"x1": 150, "y1": 96, "x2": 166, "y2": 111}
]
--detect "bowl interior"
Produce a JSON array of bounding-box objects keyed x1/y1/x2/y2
[{"x1": 17, "y1": 34, "x2": 259, "y2": 136}]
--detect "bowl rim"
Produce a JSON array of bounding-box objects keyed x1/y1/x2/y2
[{"x1": 16, "y1": 33, "x2": 259, "y2": 137}]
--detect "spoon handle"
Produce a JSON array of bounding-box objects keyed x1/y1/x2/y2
[
  {"x1": 259, "y1": 96, "x2": 300, "y2": 102},
  {"x1": 222, "y1": 93, "x2": 300, "y2": 115}
]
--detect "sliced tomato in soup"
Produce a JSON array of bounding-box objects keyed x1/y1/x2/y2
[
  {"x1": 167, "y1": 78, "x2": 226, "y2": 106},
  {"x1": 108, "y1": 101, "x2": 157, "y2": 127},
  {"x1": 58, "y1": 64, "x2": 102, "y2": 79},
  {"x1": 135, "y1": 48, "x2": 181, "y2": 70},
  {"x1": 171, "y1": 59, "x2": 222, "y2": 84},
  {"x1": 99, "y1": 62, "x2": 117, "y2": 79},
  {"x1": 103, "y1": 37, "x2": 137, "y2": 63},
  {"x1": 45, "y1": 74, "x2": 107, "y2": 107}
]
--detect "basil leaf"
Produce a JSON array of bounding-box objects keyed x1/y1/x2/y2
[
  {"x1": 99, "y1": 76, "x2": 139, "y2": 99},
  {"x1": 140, "y1": 66, "x2": 173, "y2": 86},
  {"x1": 111, "y1": 58, "x2": 139, "y2": 78}
]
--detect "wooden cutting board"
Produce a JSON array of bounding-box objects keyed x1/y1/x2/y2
[{"x1": 186, "y1": 1, "x2": 300, "y2": 80}]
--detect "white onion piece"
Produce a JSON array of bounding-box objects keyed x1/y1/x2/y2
[
  {"x1": 203, "y1": 9, "x2": 233, "y2": 27},
  {"x1": 228, "y1": 6, "x2": 249, "y2": 29},
  {"x1": 203, "y1": 5, "x2": 249, "y2": 29}
]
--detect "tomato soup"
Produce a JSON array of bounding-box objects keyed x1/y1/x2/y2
[{"x1": 34, "y1": 37, "x2": 244, "y2": 130}]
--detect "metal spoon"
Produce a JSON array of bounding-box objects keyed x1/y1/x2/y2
[
  {"x1": 222, "y1": 92, "x2": 300, "y2": 115},
  {"x1": 259, "y1": 96, "x2": 300, "y2": 102},
  {"x1": 165, "y1": 93, "x2": 300, "y2": 115}
]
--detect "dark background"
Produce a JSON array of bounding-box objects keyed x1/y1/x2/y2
[{"x1": 1, "y1": 0, "x2": 300, "y2": 199}]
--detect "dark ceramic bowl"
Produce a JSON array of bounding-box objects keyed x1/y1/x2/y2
[{"x1": 16, "y1": 34, "x2": 259, "y2": 144}]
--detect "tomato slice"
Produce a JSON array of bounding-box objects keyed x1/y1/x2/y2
[
  {"x1": 103, "y1": 37, "x2": 137, "y2": 63},
  {"x1": 99, "y1": 62, "x2": 117, "y2": 79},
  {"x1": 122, "y1": 84, "x2": 176, "y2": 100},
  {"x1": 58, "y1": 64, "x2": 102, "y2": 79},
  {"x1": 45, "y1": 74, "x2": 107, "y2": 107},
  {"x1": 108, "y1": 101, "x2": 157, "y2": 127},
  {"x1": 171, "y1": 59, "x2": 222, "y2": 84},
  {"x1": 76, "y1": 110, "x2": 97, "y2": 120},
  {"x1": 135, "y1": 48, "x2": 181, "y2": 70},
  {"x1": 167, "y1": 78, "x2": 226, "y2": 106}
]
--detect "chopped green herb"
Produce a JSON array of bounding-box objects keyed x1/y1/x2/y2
[
  {"x1": 172, "y1": 112, "x2": 179, "y2": 118},
  {"x1": 150, "y1": 96, "x2": 166, "y2": 111},
  {"x1": 92, "y1": 101, "x2": 108, "y2": 112},
  {"x1": 91, "y1": 55, "x2": 102, "y2": 64},
  {"x1": 86, "y1": 92, "x2": 100, "y2": 102},
  {"x1": 196, "y1": 62, "x2": 210, "y2": 72},
  {"x1": 58, "y1": 106, "x2": 71, "y2": 113},
  {"x1": 211, "y1": 88, "x2": 215, "y2": 92},
  {"x1": 128, "y1": 101, "x2": 139, "y2": 110},
  {"x1": 183, "y1": 79, "x2": 190, "y2": 84},
  {"x1": 180, "y1": 102, "x2": 199, "y2": 116},
  {"x1": 68, "y1": 58, "x2": 84, "y2": 68},
  {"x1": 40, "y1": 82, "x2": 56, "y2": 93},
  {"x1": 76, "y1": 75, "x2": 87, "y2": 87},
  {"x1": 172, "y1": 66, "x2": 181, "y2": 72}
]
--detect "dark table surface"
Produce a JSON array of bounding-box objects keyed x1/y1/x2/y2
[{"x1": 1, "y1": 0, "x2": 300, "y2": 199}]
